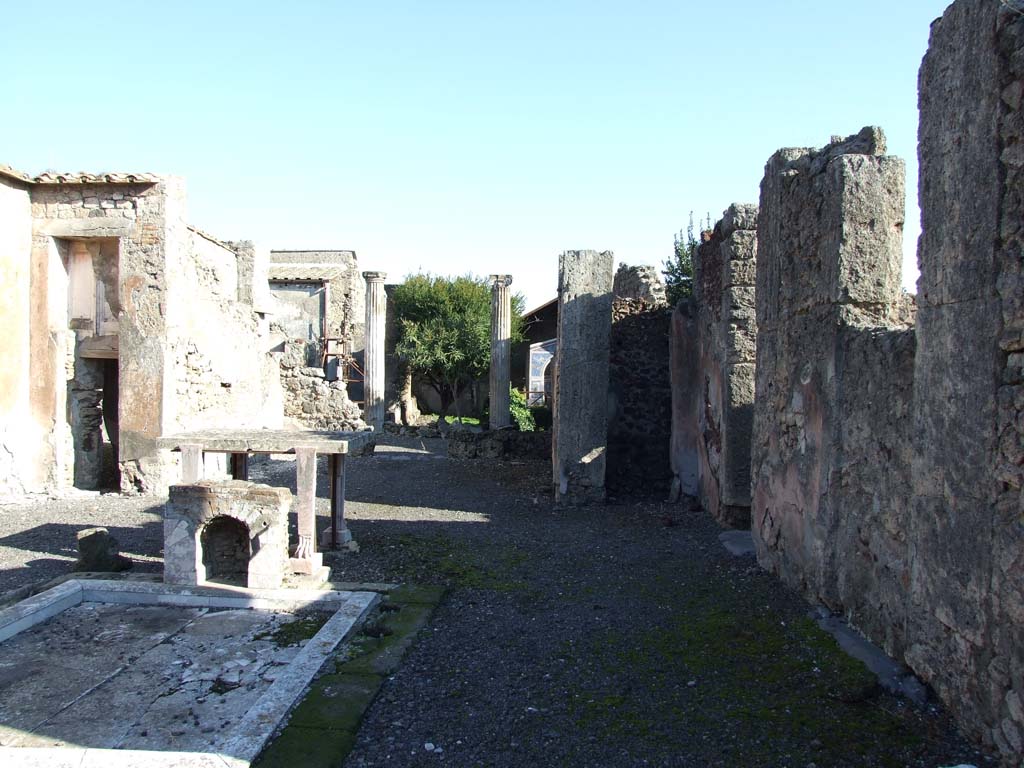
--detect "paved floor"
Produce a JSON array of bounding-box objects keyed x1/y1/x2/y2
[{"x1": 0, "y1": 602, "x2": 311, "y2": 751}]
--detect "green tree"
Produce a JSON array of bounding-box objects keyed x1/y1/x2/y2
[
  {"x1": 663, "y1": 212, "x2": 699, "y2": 305},
  {"x1": 392, "y1": 273, "x2": 525, "y2": 420}
]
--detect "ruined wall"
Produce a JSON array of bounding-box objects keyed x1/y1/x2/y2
[
  {"x1": 279, "y1": 340, "x2": 366, "y2": 431},
  {"x1": 269, "y1": 250, "x2": 365, "y2": 355},
  {"x1": 906, "y1": 1, "x2": 1024, "y2": 759},
  {"x1": 21, "y1": 178, "x2": 284, "y2": 495},
  {"x1": 27, "y1": 179, "x2": 182, "y2": 493},
  {"x1": 606, "y1": 298, "x2": 672, "y2": 496},
  {"x1": 0, "y1": 176, "x2": 35, "y2": 493},
  {"x1": 613, "y1": 264, "x2": 667, "y2": 305},
  {"x1": 447, "y1": 429, "x2": 551, "y2": 461},
  {"x1": 165, "y1": 228, "x2": 283, "y2": 448},
  {"x1": 227, "y1": 240, "x2": 276, "y2": 313},
  {"x1": 692, "y1": 204, "x2": 758, "y2": 527},
  {"x1": 751, "y1": 127, "x2": 912, "y2": 644}
]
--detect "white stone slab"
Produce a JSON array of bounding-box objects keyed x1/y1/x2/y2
[
  {"x1": 220, "y1": 590, "x2": 379, "y2": 763},
  {"x1": 0, "y1": 747, "x2": 247, "y2": 767},
  {"x1": 0, "y1": 581, "x2": 84, "y2": 643},
  {"x1": 0, "y1": 580, "x2": 380, "y2": 767}
]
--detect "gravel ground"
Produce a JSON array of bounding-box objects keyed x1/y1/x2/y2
[{"x1": 0, "y1": 436, "x2": 994, "y2": 767}]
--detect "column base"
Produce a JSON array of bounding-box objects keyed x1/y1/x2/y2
[
  {"x1": 290, "y1": 553, "x2": 324, "y2": 575},
  {"x1": 320, "y1": 527, "x2": 355, "y2": 550},
  {"x1": 284, "y1": 565, "x2": 332, "y2": 588}
]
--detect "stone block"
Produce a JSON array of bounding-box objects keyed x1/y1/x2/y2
[{"x1": 73, "y1": 528, "x2": 131, "y2": 573}]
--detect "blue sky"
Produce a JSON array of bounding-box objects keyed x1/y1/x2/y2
[{"x1": 2, "y1": 1, "x2": 950, "y2": 308}]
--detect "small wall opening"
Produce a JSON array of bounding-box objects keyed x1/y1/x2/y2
[{"x1": 199, "y1": 517, "x2": 250, "y2": 586}]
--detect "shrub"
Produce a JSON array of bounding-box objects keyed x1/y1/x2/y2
[{"x1": 510, "y1": 387, "x2": 536, "y2": 432}]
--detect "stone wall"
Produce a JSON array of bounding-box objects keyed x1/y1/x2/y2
[
  {"x1": 668, "y1": 300, "x2": 700, "y2": 501},
  {"x1": 606, "y1": 298, "x2": 672, "y2": 496},
  {"x1": 268, "y1": 250, "x2": 364, "y2": 376},
  {"x1": 0, "y1": 173, "x2": 286, "y2": 496},
  {"x1": 160, "y1": 226, "x2": 284, "y2": 491},
  {"x1": 447, "y1": 429, "x2": 551, "y2": 461},
  {"x1": 168, "y1": 229, "x2": 283, "y2": 441},
  {"x1": 906, "y1": 1, "x2": 1024, "y2": 759},
  {"x1": 745, "y1": 12, "x2": 1024, "y2": 753},
  {"x1": 26, "y1": 178, "x2": 184, "y2": 493},
  {"x1": 613, "y1": 264, "x2": 667, "y2": 305},
  {"x1": 691, "y1": 204, "x2": 758, "y2": 527},
  {"x1": 279, "y1": 340, "x2": 366, "y2": 431},
  {"x1": 751, "y1": 126, "x2": 912, "y2": 642},
  {"x1": 0, "y1": 176, "x2": 34, "y2": 494}
]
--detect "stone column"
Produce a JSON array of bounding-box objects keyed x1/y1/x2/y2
[
  {"x1": 489, "y1": 274, "x2": 513, "y2": 430},
  {"x1": 552, "y1": 250, "x2": 614, "y2": 504},
  {"x1": 362, "y1": 271, "x2": 387, "y2": 429}
]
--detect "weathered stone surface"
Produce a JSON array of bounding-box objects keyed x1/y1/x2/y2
[
  {"x1": 73, "y1": 527, "x2": 131, "y2": 573},
  {"x1": 279, "y1": 341, "x2": 367, "y2": 432},
  {"x1": 689, "y1": 204, "x2": 758, "y2": 527},
  {"x1": 751, "y1": 128, "x2": 911, "y2": 648},
  {"x1": 447, "y1": 429, "x2": 551, "y2": 460},
  {"x1": 607, "y1": 299, "x2": 672, "y2": 496},
  {"x1": 268, "y1": 249, "x2": 364, "y2": 368},
  {"x1": 669, "y1": 300, "x2": 700, "y2": 501},
  {"x1": 905, "y1": 1, "x2": 1024, "y2": 761},
  {"x1": 0, "y1": 173, "x2": 288, "y2": 498},
  {"x1": 613, "y1": 263, "x2": 667, "y2": 306},
  {"x1": 0, "y1": 175, "x2": 35, "y2": 495},
  {"x1": 164, "y1": 480, "x2": 291, "y2": 590},
  {"x1": 161, "y1": 428, "x2": 372, "y2": 455},
  {"x1": 552, "y1": 250, "x2": 614, "y2": 504}
]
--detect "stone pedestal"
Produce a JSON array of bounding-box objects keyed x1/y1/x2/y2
[
  {"x1": 489, "y1": 275, "x2": 513, "y2": 430},
  {"x1": 363, "y1": 271, "x2": 387, "y2": 429},
  {"x1": 164, "y1": 480, "x2": 292, "y2": 590}
]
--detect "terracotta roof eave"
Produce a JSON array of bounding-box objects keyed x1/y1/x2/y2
[{"x1": 0, "y1": 164, "x2": 161, "y2": 186}]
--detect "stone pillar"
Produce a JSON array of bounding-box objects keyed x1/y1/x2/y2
[
  {"x1": 552, "y1": 250, "x2": 614, "y2": 504},
  {"x1": 489, "y1": 275, "x2": 513, "y2": 430},
  {"x1": 362, "y1": 271, "x2": 387, "y2": 429}
]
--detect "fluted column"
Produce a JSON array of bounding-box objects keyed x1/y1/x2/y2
[
  {"x1": 363, "y1": 271, "x2": 387, "y2": 429},
  {"x1": 489, "y1": 275, "x2": 513, "y2": 430}
]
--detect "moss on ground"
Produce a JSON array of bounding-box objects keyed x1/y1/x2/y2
[
  {"x1": 389, "y1": 533, "x2": 531, "y2": 591},
  {"x1": 564, "y1": 575, "x2": 928, "y2": 767},
  {"x1": 253, "y1": 585, "x2": 444, "y2": 768},
  {"x1": 254, "y1": 612, "x2": 331, "y2": 647}
]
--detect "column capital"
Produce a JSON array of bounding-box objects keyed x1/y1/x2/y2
[
  {"x1": 363, "y1": 271, "x2": 387, "y2": 283},
  {"x1": 490, "y1": 274, "x2": 513, "y2": 288}
]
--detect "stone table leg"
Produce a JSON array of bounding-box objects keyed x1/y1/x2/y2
[
  {"x1": 290, "y1": 446, "x2": 324, "y2": 576},
  {"x1": 231, "y1": 453, "x2": 249, "y2": 480},
  {"x1": 181, "y1": 444, "x2": 203, "y2": 484},
  {"x1": 321, "y1": 454, "x2": 353, "y2": 550}
]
